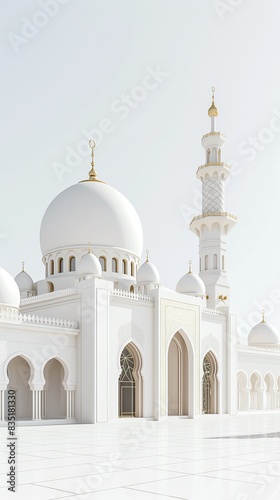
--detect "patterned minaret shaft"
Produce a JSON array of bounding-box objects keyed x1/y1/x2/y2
[{"x1": 190, "y1": 88, "x2": 237, "y2": 309}]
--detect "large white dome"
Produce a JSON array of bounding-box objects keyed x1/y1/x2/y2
[
  {"x1": 40, "y1": 181, "x2": 143, "y2": 257},
  {"x1": 0, "y1": 267, "x2": 20, "y2": 308}
]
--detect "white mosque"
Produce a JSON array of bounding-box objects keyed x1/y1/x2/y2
[{"x1": 1, "y1": 89, "x2": 280, "y2": 425}]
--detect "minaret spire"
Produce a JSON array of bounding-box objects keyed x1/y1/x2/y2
[
  {"x1": 208, "y1": 86, "x2": 219, "y2": 132},
  {"x1": 190, "y1": 88, "x2": 237, "y2": 309}
]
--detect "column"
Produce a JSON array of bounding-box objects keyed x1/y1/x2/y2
[
  {"x1": 32, "y1": 390, "x2": 42, "y2": 420},
  {"x1": 0, "y1": 389, "x2": 5, "y2": 421},
  {"x1": 66, "y1": 390, "x2": 75, "y2": 419}
]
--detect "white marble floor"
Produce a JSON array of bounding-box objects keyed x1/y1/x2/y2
[{"x1": 1, "y1": 414, "x2": 280, "y2": 499}]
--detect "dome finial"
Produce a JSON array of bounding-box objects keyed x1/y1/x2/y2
[
  {"x1": 208, "y1": 86, "x2": 218, "y2": 118},
  {"x1": 88, "y1": 140, "x2": 97, "y2": 181},
  {"x1": 88, "y1": 241, "x2": 92, "y2": 254},
  {"x1": 188, "y1": 260, "x2": 192, "y2": 274},
  {"x1": 261, "y1": 309, "x2": 266, "y2": 323},
  {"x1": 146, "y1": 249, "x2": 149, "y2": 262},
  {"x1": 22, "y1": 261, "x2": 25, "y2": 272}
]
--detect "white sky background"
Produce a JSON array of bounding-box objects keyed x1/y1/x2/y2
[{"x1": 1, "y1": 0, "x2": 280, "y2": 339}]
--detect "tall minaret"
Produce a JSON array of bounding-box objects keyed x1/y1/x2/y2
[{"x1": 190, "y1": 88, "x2": 236, "y2": 309}]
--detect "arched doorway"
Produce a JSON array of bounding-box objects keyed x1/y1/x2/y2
[
  {"x1": 264, "y1": 373, "x2": 275, "y2": 410},
  {"x1": 168, "y1": 332, "x2": 188, "y2": 416},
  {"x1": 43, "y1": 359, "x2": 66, "y2": 419},
  {"x1": 202, "y1": 351, "x2": 218, "y2": 414},
  {"x1": 237, "y1": 371, "x2": 249, "y2": 411},
  {"x1": 5, "y1": 356, "x2": 32, "y2": 419},
  {"x1": 250, "y1": 372, "x2": 261, "y2": 410},
  {"x1": 118, "y1": 343, "x2": 142, "y2": 418}
]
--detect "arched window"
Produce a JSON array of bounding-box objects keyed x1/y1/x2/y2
[
  {"x1": 49, "y1": 260, "x2": 54, "y2": 275},
  {"x1": 99, "y1": 256, "x2": 107, "y2": 272},
  {"x1": 69, "y1": 256, "x2": 76, "y2": 272},
  {"x1": 112, "y1": 258, "x2": 118, "y2": 273},
  {"x1": 213, "y1": 254, "x2": 217, "y2": 269},
  {"x1": 207, "y1": 149, "x2": 211, "y2": 163},
  {"x1": 202, "y1": 352, "x2": 219, "y2": 414},
  {"x1": 218, "y1": 148, "x2": 221, "y2": 162},
  {"x1": 205, "y1": 255, "x2": 208, "y2": 271},
  {"x1": 58, "y1": 258, "x2": 63, "y2": 273},
  {"x1": 131, "y1": 262, "x2": 135, "y2": 277},
  {"x1": 45, "y1": 262, "x2": 48, "y2": 278},
  {"x1": 212, "y1": 147, "x2": 217, "y2": 162},
  {"x1": 222, "y1": 255, "x2": 225, "y2": 270},
  {"x1": 122, "y1": 259, "x2": 128, "y2": 275},
  {"x1": 118, "y1": 343, "x2": 143, "y2": 418}
]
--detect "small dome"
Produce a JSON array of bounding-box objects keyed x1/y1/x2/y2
[
  {"x1": 176, "y1": 271, "x2": 205, "y2": 296},
  {"x1": 15, "y1": 270, "x2": 34, "y2": 291},
  {"x1": 248, "y1": 320, "x2": 280, "y2": 346},
  {"x1": 137, "y1": 261, "x2": 160, "y2": 284},
  {"x1": 0, "y1": 267, "x2": 20, "y2": 308},
  {"x1": 78, "y1": 252, "x2": 102, "y2": 277}
]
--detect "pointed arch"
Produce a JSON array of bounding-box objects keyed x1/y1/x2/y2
[
  {"x1": 5, "y1": 356, "x2": 32, "y2": 419},
  {"x1": 42, "y1": 358, "x2": 67, "y2": 419},
  {"x1": 264, "y1": 372, "x2": 275, "y2": 410},
  {"x1": 167, "y1": 331, "x2": 188, "y2": 416},
  {"x1": 237, "y1": 370, "x2": 249, "y2": 411},
  {"x1": 118, "y1": 342, "x2": 143, "y2": 418},
  {"x1": 249, "y1": 371, "x2": 262, "y2": 410},
  {"x1": 202, "y1": 351, "x2": 219, "y2": 414}
]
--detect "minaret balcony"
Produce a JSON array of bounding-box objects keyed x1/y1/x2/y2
[
  {"x1": 196, "y1": 162, "x2": 231, "y2": 181},
  {"x1": 190, "y1": 212, "x2": 237, "y2": 237}
]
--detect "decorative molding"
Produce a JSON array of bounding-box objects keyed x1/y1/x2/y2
[
  {"x1": 111, "y1": 289, "x2": 153, "y2": 302},
  {"x1": 21, "y1": 288, "x2": 77, "y2": 305},
  {"x1": 202, "y1": 308, "x2": 226, "y2": 316},
  {"x1": 18, "y1": 314, "x2": 78, "y2": 329}
]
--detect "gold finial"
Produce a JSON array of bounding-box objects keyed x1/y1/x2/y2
[
  {"x1": 88, "y1": 241, "x2": 92, "y2": 254},
  {"x1": 261, "y1": 309, "x2": 266, "y2": 323},
  {"x1": 88, "y1": 139, "x2": 97, "y2": 181},
  {"x1": 146, "y1": 249, "x2": 149, "y2": 262},
  {"x1": 22, "y1": 261, "x2": 25, "y2": 272},
  {"x1": 188, "y1": 260, "x2": 192, "y2": 274},
  {"x1": 208, "y1": 86, "x2": 219, "y2": 118}
]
